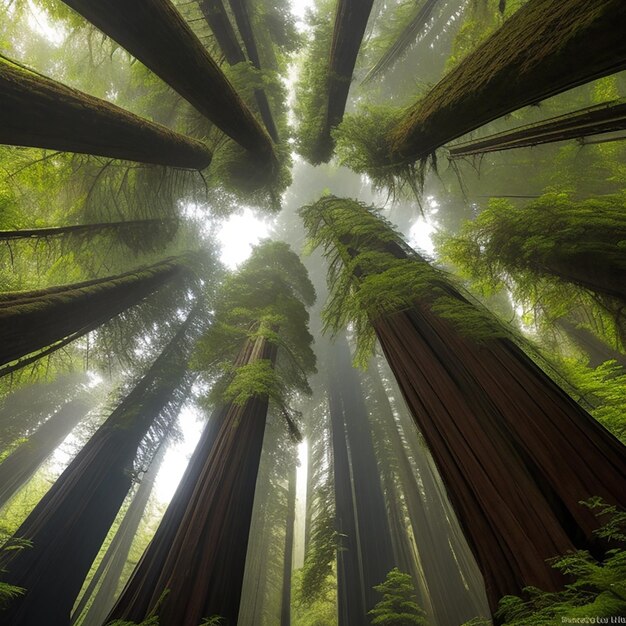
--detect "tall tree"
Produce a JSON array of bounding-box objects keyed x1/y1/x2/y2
[
  {"x1": 0, "y1": 55, "x2": 211, "y2": 169},
  {"x1": 0, "y1": 305, "x2": 203, "y2": 626},
  {"x1": 109, "y1": 241, "x2": 315, "y2": 626},
  {"x1": 300, "y1": 195, "x2": 626, "y2": 613}
]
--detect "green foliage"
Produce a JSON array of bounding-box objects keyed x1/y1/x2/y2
[
  {"x1": 300, "y1": 195, "x2": 508, "y2": 366},
  {"x1": 557, "y1": 359, "x2": 626, "y2": 443},
  {"x1": 105, "y1": 618, "x2": 159, "y2": 626},
  {"x1": 368, "y1": 568, "x2": 427, "y2": 626},
  {"x1": 333, "y1": 105, "x2": 420, "y2": 196},
  {"x1": 0, "y1": 536, "x2": 32, "y2": 611},
  {"x1": 198, "y1": 617, "x2": 224, "y2": 626},
  {"x1": 194, "y1": 241, "x2": 316, "y2": 415}
]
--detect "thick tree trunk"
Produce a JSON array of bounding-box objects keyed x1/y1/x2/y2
[
  {"x1": 0, "y1": 311, "x2": 197, "y2": 626},
  {"x1": 448, "y1": 99, "x2": 626, "y2": 158},
  {"x1": 0, "y1": 255, "x2": 190, "y2": 371},
  {"x1": 70, "y1": 439, "x2": 168, "y2": 626},
  {"x1": 60, "y1": 0, "x2": 276, "y2": 164},
  {"x1": 0, "y1": 56, "x2": 211, "y2": 169},
  {"x1": 374, "y1": 300, "x2": 626, "y2": 611},
  {"x1": 0, "y1": 396, "x2": 90, "y2": 509},
  {"x1": 109, "y1": 335, "x2": 277, "y2": 626},
  {"x1": 389, "y1": 0, "x2": 626, "y2": 163},
  {"x1": 280, "y1": 465, "x2": 297, "y2": 626}
]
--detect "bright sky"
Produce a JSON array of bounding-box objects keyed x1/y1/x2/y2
[{"x1": 216, "y1": 208, "x2": 273, "y2": 269}]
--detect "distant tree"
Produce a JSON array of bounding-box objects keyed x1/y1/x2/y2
[{"x1": 368, "y1": 568, "x2": 427, "y2": 626}]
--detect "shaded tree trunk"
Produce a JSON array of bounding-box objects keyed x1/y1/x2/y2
[
  {"x1": 0, "y1": 55, "x2": 211, "y2": 169},
  {"x1": 448, "y1": 99, "x2": 626, "y2": 158},
  {"x1": 389, "y1": 0, "x2": 626, "y2": 163},
  {"x1": 60, "y1": 0, "x2": 276, "y2": 163},
  {"x1": 0, "y1": 396, "x2": 90, "y2": 509},
  {"x1": 0, "y1": 255, "x2": 191, "y2": 371},
  {"x1": 70, "y1": 439, "x2": 169, "y2": 626},
  {"x1": 0, "y1": 310, "x2": 198, "y2": 626}
]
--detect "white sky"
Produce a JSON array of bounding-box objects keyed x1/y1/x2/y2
[{"x1": 216, "y1": 208, "x2": 273, "y2": 269}]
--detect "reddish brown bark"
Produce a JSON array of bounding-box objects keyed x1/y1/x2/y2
[
  {"x1": 0, "y1": 56, "x2": 211, "y2": 169},
  {"x1": 374, "y1": 302, "x2": 626, "y2": 610}
]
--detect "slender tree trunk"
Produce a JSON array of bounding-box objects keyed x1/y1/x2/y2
[
  {"x1": 280, "y1": 465, "x2": 297, "y2": 626},
  {"x1": 362, "y1": 0, "x2": 440, "y2": 85},
  {"x1": 327, "y1": 358, "x2": 365, "y2": 626},
  {"x1": 0, "y1": 255, "x2": 191, "y2": 371},
  {"x1": 330, "y1": 336, "x2": 395, "y2": 610},
  {"x1": 0, "y1": 218, "x2": 177, "y2": 242},
  {"x1": 199, "y1": 0, "x2": 245, "y2": 65},
  {"x1": 389, "y1": 0, "x2": 626, "y2": 162},
  {"x1": 0, "y1": 55, "x2": 211, "y2": 169},
  {"x1": 0, "y1": 310, "x2": 197, "y2": 626},
  {"x1": 448, "y1": 99, "x2": 626, "y2": 158},
  {"x1": 0, "y1": 396, "x2": 90, "y2": 509},
  {"x1": 60, "y1": 0, "x2": 276, "y2": 163}
]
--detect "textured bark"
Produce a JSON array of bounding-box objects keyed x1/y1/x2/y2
[
  {"x1": 70, "y1": 440, "x2": 168, "y2": 626},
  {"x1": 389, "y1": 0, "x2": 626, "y2": 162},
  {"x1": 60, "y1": 0, "x2": 276, "y2": 163},
  {"x1": 0, "y1": 311, "x2": 197, "y2": 626},
  {"x1": 110, "y1": 335, "x2": 277, "y2": 626},
  {"x1": 0, "y1": 396, "x2": 90, "y2": 509},
  {"x1": 0, "y1": 55, "x2": 211, "y2": 169},
  {"x1": 374, "y1": 300, "x2": 626, "y2": 611},
  {"x1": 0, "y1": 255, "x2": 190, "y2": 371},
  {"x1": 0, "y1": 218, "x2": 177, "y2": 242},
  {"x1": 448, "y1": 99, "x2": 626, "y2": 158},
  {"x1": 280, "y1": 465, "x2": 297, "y2": 626},
  {"x1": 107, "y1": 406, "x2": 226, "y2": 622},
  {"x1": 314, "y1": 0, "x2": 375, "y2": 161}
]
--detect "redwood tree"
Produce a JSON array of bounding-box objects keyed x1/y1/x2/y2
[
  {"x1": 109, "y1": 241, "x2": 315, "y2": 626},
  {"x1": 300, "y1": 195, "x2": 626, "y2": 613}
]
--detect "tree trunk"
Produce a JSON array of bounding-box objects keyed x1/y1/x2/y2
[
  {"x1": 374, "y1": 300, "x2": 626, "y2": 611},
  {"x1": 330, "y1": 336, "x2": 395, "y2": 611},
  {"x1": 0, "y1": 218, "x2": 177, "y2": 242},
  {"x1": 60, "y1": 0, "x2": 276, "y2": 164},
  {"x1": 0, "y1": 55, "x2": 211, "y2": 169},
  {"x1": 109, "y1": 334, "x2": 277, "y2": 626},
  {"x1": 225, "y1": 0, "x2": 279, "y2": 142},
  {"x1": 448, "y1": 99, "x2": 626, "y2": 158},
  {"x1": 362, "y1": 0, "x2": 440, "y2": 85},
  {"x1": 0, "y1": 310, "x2": 197, "y2": 626},
  {"x1": 0, "y1": 255, "x2": 191, "y2": 371},
  {"x1": 389, "y1": 0, "x2": 626, "y2": 163},
  {"x1": 280, "y1": 465, "x2": 297, "y2": 626},
  {"x1": 0, "y1": 396, "x2": 90, "y2": 509},
  {"x1": 70, "y1": 439, "x2": 168, "y2": 626}
]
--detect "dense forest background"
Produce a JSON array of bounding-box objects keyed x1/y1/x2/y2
[{"x1": 0, "y1": 0, "x2": 625, "y2": 625}]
